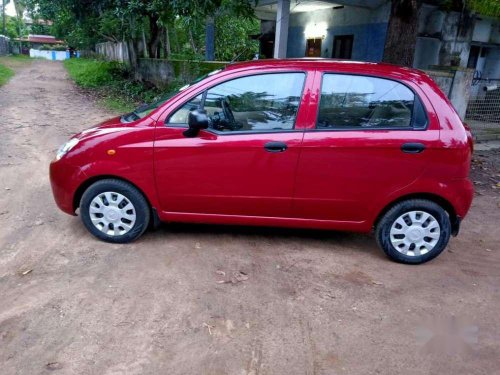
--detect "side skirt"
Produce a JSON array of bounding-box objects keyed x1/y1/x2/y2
[{"x1": 158, "y1": 211, "x2": 371, "y2": 232}]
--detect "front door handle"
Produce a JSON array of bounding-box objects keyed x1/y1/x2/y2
[
  {"x1": 264, "y1": 141, "x2": 288, "y2": 153},
  {"x1": 401, "y1": 142, "x2": 426, "y2": 154}
]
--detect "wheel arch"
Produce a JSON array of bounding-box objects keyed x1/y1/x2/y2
[
  {"x1": 73, "y1": 175, "x2": 150, "y2": 211},
  {"x1": 373, "y1": 193, "x2": 459, "y2": 235},
  {"x1": 73, "y1": 175, "x2": 161, "y2": 228}
]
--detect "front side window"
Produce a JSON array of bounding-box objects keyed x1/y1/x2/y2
[
  {"x1": 168, "y1": 95, "x2": 203, "y2": 124},
  {"x1": 318, "y1": 74, "x2": 419, "y2": 129},
  {"x1": 167, "y1": 73, "x2": 305, "y2": 132}
]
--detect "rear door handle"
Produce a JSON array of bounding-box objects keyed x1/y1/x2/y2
[
  {"x1": 264, "y1": 141, "x2": 288, "y2": 153},
  {"x1": 401, "y1": 142, "x2": 426, "y2": 154}
]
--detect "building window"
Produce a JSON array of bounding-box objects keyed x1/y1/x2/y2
[
  {"x1": 467, "y1": 45, "x2": 481, "y2": 69},
  {"x1": 306, "y1": 38, "x2": 322, "y2": 57},
  {"x1": 332, "y1": 35, "x2": 354, "y2": 59}
]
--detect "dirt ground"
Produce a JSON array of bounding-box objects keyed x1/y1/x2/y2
[{"x1": 0, "y1": 59, "x2": 499, "y2": 375}]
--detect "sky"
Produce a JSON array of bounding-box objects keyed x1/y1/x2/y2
[{"x1": 3, "y1": 0, "x2": 17, "y2": 17}]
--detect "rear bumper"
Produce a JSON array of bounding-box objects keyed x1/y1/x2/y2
[
  {"x1": 49, "y1": 158, "x2": 87, "y2": 215},
  {"x1": 448, "y1": 178, "x2": 473, "y2": 237},
  {"x1": 449, "y1": 178, "x2": 474, "y2": 218}
]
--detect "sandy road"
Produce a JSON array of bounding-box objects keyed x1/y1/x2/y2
[{"x1": 0, "y1": 59, "x2": 499, "y2": 375}]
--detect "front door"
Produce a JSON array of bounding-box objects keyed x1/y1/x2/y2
[{"x1": 154, "y1": 72, "x2": 307, "y2": 218}]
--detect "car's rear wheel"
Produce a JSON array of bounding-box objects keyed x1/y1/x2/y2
[
  {"x1": 375, "y1": 199, "x2": 451, "y2": 264},
  {"x1": 80, "y1": 179, "x2": 150, "y2": 243}
]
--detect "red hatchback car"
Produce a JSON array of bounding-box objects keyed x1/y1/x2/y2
[{"x1": 50, "y1": 59, "x2": 474, "y2": 264}]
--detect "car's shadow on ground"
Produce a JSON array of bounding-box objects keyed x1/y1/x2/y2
[
  {"x1": 67, "y1": 216, "x2": 383, "y2": 259},
  {"x1": 148, "y1": 221, "x2": 383, "y2": 258}
]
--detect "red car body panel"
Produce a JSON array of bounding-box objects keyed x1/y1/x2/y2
[{"x1": 49, "y1": 59, "x2": 474, "y2": 233}]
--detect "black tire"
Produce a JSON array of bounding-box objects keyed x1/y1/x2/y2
[
  {"x1": 80, "y1": 179, "x2": 150, "y2": 243},
  {"x1": 375, "y1": 199, "x2": 451, "y2": 264}
]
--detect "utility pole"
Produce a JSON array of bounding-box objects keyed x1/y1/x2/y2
[{"x1": 2, "y1": 0, "x2": 6, "y2": 36}]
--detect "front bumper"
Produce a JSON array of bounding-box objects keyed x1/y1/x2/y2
[{"x1": 49, "y1": 158, "x2": 87, "y2": 215}]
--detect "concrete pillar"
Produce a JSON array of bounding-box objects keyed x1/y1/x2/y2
[
  {"x1": 273, "y1": 0, "x2": 290, "y2": 58},
  {"x1": 449, "y1": 69, "x2": 474, "y2": 120}
]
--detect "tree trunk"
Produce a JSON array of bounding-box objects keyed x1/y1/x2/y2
[
  {"x1": 127, "y1": 16, "x2": 139, "y2": 68},
  {"x1": 164, "y1": 25, "x2": 171, "y2": 58},
  {"x1": 173, "y1": 26, "x2": 180, "y2": 54},
  {"x1": 127, "y1": 39, "x2": 139, "y2": 69},
  {"x1": 188, "y1": 28, "x2": 198, "y2": 55},
  {"x1": 147, "y1": 14, "x2": 161, "y2": 58},
  {"x1": 382, "y1": 0, "x2": 421, "y2": 67},
  {"x1": 141, "y1": 28, "x2": 148, "y2": 58}
]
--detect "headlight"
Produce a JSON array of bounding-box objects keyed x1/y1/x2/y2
[{"x1": 56, "y1": 138, "x2": 79, "y2": 160}]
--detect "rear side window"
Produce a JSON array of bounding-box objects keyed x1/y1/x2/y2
[{"x1": 317, "y1": 74, "x2": 426, "y2": 129}]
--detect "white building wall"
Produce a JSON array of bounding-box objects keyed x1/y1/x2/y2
[{"x1": 30, "y1": 49, "x2": 69, "y2": 61}]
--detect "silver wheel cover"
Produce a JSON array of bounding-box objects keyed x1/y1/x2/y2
[
  {"x1": 389, "y1": 211, "x2": 441, "y2": 257},
  {"x1": 89, "y1": 192, "x2": 136, "y2": 236}
]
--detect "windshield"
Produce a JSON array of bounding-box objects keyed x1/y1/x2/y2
[{"x1": 121, "y1": 68, "x2": 223, "y2": 123}]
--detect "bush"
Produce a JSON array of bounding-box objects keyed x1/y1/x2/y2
[
  {"x1": 38, "y1": 44, "x2": 68, "y2": 51},
  {"x1": 63, "y1": 58, "x2": 162, "y2": 112},
  {"x1": 0, "y1": 62, "x2": 14, "y2": 86},
  {"x1": 64, "y1": 58, "x2": 125, "y2": 88}
]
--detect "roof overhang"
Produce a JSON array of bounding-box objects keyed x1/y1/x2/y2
[
  {"x1": 14, "y1": 37, "x2": 64, "y2": 44},
  {"x1": 255, "y1": 0, "x2": 388, "y2": 19}
]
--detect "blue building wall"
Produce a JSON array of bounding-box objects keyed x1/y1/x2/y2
[
  {"x1": 283, "y1": 2, "x2": 391, "y2": 62},
  {"x1": 287, "y1": 22, "x2": 388, "y2": 61}
]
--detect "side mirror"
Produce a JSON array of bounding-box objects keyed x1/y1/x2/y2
[{"x1": 183, "y1": 109, "x2": 209, "y2": 137}]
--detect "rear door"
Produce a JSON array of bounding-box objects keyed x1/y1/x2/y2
[{"x1": 293, "y1": 72, "x2": 440, "y2": 224}]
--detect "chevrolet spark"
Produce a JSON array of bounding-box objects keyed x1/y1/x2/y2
[{"x1": 50, "y1": 59, "x2": 474, "y2": 264}]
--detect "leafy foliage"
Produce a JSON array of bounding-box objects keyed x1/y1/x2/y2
[
  {"x1": 24, "y1": 0, "x2": 258, "y2": 61},
  {"x1": 2, "y1": 15, "x2": 27, "y2": 39},
  {"x1": 468, "y1": 0, "x2": 500, "y2": 17},
  {"x1": 215, "y1": 14, "x2": 259, "y2": 61},
  {"x1": 64, "y1": 58, "x2": 163, "y2": 112},
  {"x1": 0, "y1": 62, "x2": 14, "y2": 87},
  {"x1": 64, "y1": 58, "x2": 126, "y2": 88}
]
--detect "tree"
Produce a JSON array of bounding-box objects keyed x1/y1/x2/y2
[
  {"x1": 215, "y1": 15, "x2": 258, "y2": 61},
  {"x1": 467, "y1": 0, "x2": 500, "y2": 17},
  {"x1": 172, "y1": 0, "x2": 255, "y2": 61},
  {"x1": 383, "y1": 0, "x2": 500, "y2": 67},
  {"x1": 382, "y1": 0, "x2": 421, "y2": 67},
  {"x1": 1, "y1": 0, "x2": 9, "y2": 35},
  {"x1": 23, "y1": 0, "x2": 258, "y2": 61}
]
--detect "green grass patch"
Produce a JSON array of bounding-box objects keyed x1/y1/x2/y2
[
  {"x1": 100, "y1": 96, "x2": 136, "y2": 113},
  {"x1": 0, "y1": 62, "x2": 14, "y2": 86},
  {"x1": 0, "y1": 54, "x2": 32, "y2": 70},
  {"x1": 64, "y1": 58, "x2": 123, "y2": 88},
  {"x1": 64, "y1": 58, "x2": 170, "y2": 113}
]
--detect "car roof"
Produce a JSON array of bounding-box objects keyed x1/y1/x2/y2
[{"x1": 223, "y1": 58, "x2": 429, "y2": 82}]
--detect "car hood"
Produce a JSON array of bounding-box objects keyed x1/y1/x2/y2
[{"x1": 73, "y1": 116, "x2": 141, "y2": 141}]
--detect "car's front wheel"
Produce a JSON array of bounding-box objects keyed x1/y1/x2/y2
[
  {"x1": 80, "y1": 179, "x2": 150, "y2": 243},
  {"x1": 375, "y1": 199, "x2": 451, "y2": 264}
]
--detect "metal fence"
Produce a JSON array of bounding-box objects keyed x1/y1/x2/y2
[{"x1": 466, "y1": 78, "x2": 500, "y2": 127}]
